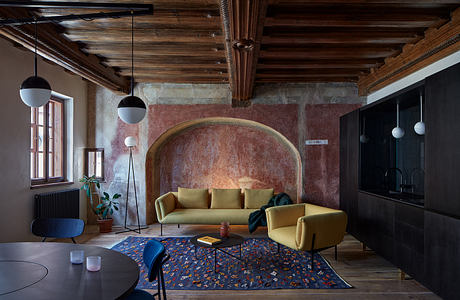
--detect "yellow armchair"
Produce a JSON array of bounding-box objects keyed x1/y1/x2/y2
[{"x1": 265, "y1": 203, "x2": 347, "y2": 270}]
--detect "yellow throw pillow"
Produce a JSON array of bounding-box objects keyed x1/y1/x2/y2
[
  {"x1": 177, "y1": 187, "x2": 209, "y2": 209},
  {"x1": 211, "y1": 189, "x2": 241, "y2": 209},
  {"x1": 244, "y1": 188, "x2": 274, "y2": 209}
]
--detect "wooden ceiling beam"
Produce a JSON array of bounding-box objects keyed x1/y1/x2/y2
[
  {"x1": 107, "y1": 60, "x2": 228, "y2": 70},
  {"x1": 84, "y1": 44, "x2": 225, "y2": 57},
  {"x1": 258, "y1": 59, "x2": 382, "y2": 69},
  {"x1": 220, "y1": 0, "x2": 268, "y2": 106},
  {"x1": 136, "y1": 77, "x2": 227, "y2": 83},
  {"x1": 0, "y1": 8, "x2": 129, "y2": 93},
  {"x1": 260, "y1": 47, "x2": 399, "y2": 59},
  {"x1": 358, "y1": 7, "x2": 460, "y2": 95},
  {"x1": 256, "y1": 77, "x2": 358, "y2": 82},
  {"x1": 265, "y1": 14, "x2": 447, "y2": 28}
]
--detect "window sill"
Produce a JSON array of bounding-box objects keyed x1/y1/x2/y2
[{"x1": 30, "y1": 181, "x2": 75, "y2": 189}]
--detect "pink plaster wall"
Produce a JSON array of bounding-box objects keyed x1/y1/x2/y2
[
  {"x1": 304, "y1": 104, "x2": 361, "y2": 208},
  {"x1": 158, "y1": 124, "x2": 297, "y2": 197}
]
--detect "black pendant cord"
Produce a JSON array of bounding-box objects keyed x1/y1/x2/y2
[
  {"x1": 34, "y1": 18, "x2": 37, "y2": 77},
  {"x1": 130, "y1": 11, "x2": 134, "y2": 96}
]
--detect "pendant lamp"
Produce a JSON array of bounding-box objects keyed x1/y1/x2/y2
[
  {"x1": 360, "y1": 116, "x2": 369, "y2": 143},
  {"x1": 392, "y1": 102, "x2": 405, "y2": 139},
  {"x1": 414, "y1": 91, "x2": 425, "y2": 135},
  {"x1": 117, "y1": 12, "x2": 146, "y2": 124},
  {"x1": 20, "y1": 20, "x2": 51, "y2": 107}
]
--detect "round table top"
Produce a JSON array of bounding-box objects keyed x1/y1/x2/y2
[
  {"x1": 0, "y1": 242, "x2": 139, "y2": 300},
  {"x1": 190, "y1": 233, "x2": 244, "y2": 249}
]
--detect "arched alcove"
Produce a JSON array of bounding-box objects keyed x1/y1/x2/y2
[{"x1": 145, "y1": 117, "x2": 302, "y2": 224}]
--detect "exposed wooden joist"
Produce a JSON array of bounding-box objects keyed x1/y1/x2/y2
[
  {"x1": 221, "y1": 0, "x2": 268, "y2": 106},
  {"x1": 256, "y1": 77, "x2": 358, "y2": 82},
  {"x1": 258, "y1": 59, "x2": 383, "y2": 69},
  {"x1": 358, "y1": 7, "x2": 460, "y2": 95},
  {"x1": 260, "y1": 47, "x2": 399, "y2": 59},
  {"x1": 0, "y1": 8, "x2": 129, "y2": 93}
]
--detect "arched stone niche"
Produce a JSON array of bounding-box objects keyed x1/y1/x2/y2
[{"x1": 145, "y1": 117, "x2": 302, "y2": 224}]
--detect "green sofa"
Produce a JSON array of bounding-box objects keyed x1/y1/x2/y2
[{"x1": 154, "y1": 188, "x2": 274, "y2": 235}]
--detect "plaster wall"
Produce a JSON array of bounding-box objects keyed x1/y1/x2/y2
[
  {"x1": 0, "y1": 39, "x2": 87, "y2": 242},
  {"x1": 90, "y1": 82, "x2": 364, "y2": 225}
]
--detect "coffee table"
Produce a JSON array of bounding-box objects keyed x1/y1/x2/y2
[{"x1": 190, "y1": 233, "x2": 244, "y2": 273}]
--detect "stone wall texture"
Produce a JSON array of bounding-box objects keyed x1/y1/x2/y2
[{"x1": 89, "y1": 82, "x2": 365, "y2": 225}]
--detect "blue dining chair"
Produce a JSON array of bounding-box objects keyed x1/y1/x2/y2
[
  {"x1": 127, "y1": 240, "x2": 170, "y2": 300},
  {"x1": 31, "y1": 218, "x2": 84, "y2": 243}
]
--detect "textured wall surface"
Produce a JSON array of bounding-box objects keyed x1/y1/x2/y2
[
  {"x1": 158, "y1": 124, "x2": 297, "y2": 197},
  {"x1": 89, "y1": 82, "x2": 364, "y2": 225}
]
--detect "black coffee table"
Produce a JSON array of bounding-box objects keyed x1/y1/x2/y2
[{"x1": 190, "y1": 233, "x2": 244, "y2": 273}]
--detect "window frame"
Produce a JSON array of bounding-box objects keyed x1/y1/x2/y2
[
  {"x1": 30, "y1": 95, "x2": 67, "y2": 185},
  {"x1": 84, "y1": 148, "x2": 105, "y2": 182}
]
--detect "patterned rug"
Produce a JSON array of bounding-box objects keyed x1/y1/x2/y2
[{"x1": 111, "y1": 236, "x2": 351, "y2": 290}]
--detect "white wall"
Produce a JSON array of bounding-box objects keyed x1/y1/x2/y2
[
  {"x1": 0, "y1": 38, "x2": 87, "y2": 242},
  {"x1": 367, "y1": 50, "x2": 460, "y2": 104}
]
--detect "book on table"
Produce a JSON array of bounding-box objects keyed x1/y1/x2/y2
[{"x1": 197, "y1": 236, "x2": 222, "y2": 245}]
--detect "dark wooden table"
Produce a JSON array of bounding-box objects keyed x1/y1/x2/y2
[
  {"x1": 0, "y1": 242, "x2": 139, "y2": 300},
  {"x1": 190, "y1": 233, "x2": 244, "y2": 273}
]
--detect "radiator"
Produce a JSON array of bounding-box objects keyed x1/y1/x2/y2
[{"x1": 34, "y1": 188, "x2": 80, "y2": 219}]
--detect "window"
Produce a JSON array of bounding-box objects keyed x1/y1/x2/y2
[
  {"x1": 30, "y1": 96, "x2": 66, "y2": 184},
  {"x1": 84, "y1": 148, "x2": 104, "y2": 181}
]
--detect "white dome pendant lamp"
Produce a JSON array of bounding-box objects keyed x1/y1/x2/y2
[
  {"x1": 392, "y1": 102, "x2": 405, "y2": 139},
  {"x1": 20, "y1": 20, "x2": 51, "y2": 107},
  {"x1": 117, "y1": 12, "x2": 146, "y2": 124},
  {"x1": 414, "y1": 91, "x2": 425, "y2": 135}
]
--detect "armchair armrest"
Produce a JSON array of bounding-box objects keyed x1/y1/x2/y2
[
  {"x1": 296, "y1": 210, "x2": 347, "y2": 251},
  {"x1": 155, "y1": 192, "x2": 176, "y2": 222},
  {"x1": 265, "y1": 204, "x2": 306, "y2": 232}
]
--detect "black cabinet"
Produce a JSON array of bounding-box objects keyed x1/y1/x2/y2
[
  {"x1": 339, "y1": 62, "x2": 460, "y2": 300},
  {"x1": 425, "y1": 62, "x2": 460, "y2": 218}
]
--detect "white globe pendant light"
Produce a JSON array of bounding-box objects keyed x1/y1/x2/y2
[
  {"x1": 414, "y1": 91, "x2": 425, "y2": 135},
  {"x1": 117, "y1": 12, "x2": 146, "y2": 124},
  {"x1": 392, "y1": 102, "x2": 405, "y2": 139},
  {"x1": 124, "y1": 136, "x2": 137, "y2": 148},
  {"x1": 20, "y1": 20, "x2": 51, "y2": 107}
]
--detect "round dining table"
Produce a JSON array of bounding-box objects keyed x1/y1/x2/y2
[{"x1": 0, "y1": 242, "x2": 139, "y2": 300}]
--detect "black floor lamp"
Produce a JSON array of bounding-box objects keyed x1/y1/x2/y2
[{"x1": 116, "y1": 136, "x2": 148, "y2": 234}]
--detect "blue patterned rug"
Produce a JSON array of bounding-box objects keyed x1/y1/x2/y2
[{"x1": 111, "y1": 236, "x2": 351, "y2": 290}]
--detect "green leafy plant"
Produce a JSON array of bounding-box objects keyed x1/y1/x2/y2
[
  {"x1": 96, "y1": 192, "x2": 121, "y2": 219},
  {"x1": 79, "y1": 175, "x2": 100, "y2": 217}
]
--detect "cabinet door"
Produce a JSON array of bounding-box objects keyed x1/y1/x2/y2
[
  {"x1": 425, "y1": 62, "x2": 460, "y2": 217},
  {"x1": 339, "y1": 110, "x2": 359, "y2": 236}
]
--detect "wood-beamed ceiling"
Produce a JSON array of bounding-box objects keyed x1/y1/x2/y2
[{"x1": 0, "y1": 1, "x2": 459, "y2": 101}]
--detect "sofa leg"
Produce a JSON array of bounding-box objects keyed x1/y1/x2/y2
[{"x1": 334, "y1": 245, "x2": 338, "y2": 261}]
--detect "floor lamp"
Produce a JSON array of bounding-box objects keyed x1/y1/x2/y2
[{"x1": 116, "y1": 136, "x2": 148, "y2": 234}]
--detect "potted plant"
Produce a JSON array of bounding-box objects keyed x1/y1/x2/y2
[
  {"x1": 80, "y1": 175, "x2": 101, "y2": 217},
  {"x1": 95, "y1": 192, "x2": 121, "y2": 233}
]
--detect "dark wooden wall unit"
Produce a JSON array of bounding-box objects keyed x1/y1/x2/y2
[{"x1": 340, "y1": 62, "x2": 460, "y2": 300}]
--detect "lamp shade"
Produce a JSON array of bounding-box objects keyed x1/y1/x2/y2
[
  {"x1": 117, "y1": 95, "x2": 146, "y2": 124},
  {"x1": 124, "y1": 136, "x2": 137, "y2": 147},
  {"x1": 414, "y1": 121, "x2": 425, "y2": 135},
  {"x1": 20, "y1": 76, "x2": 51, "y2": 107}
]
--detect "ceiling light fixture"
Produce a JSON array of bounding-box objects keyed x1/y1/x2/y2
[
  {"x1": 117, "y1": 11, "x2": 147, "y2": 124},
  {"x1": 414, "y1": 90, "x2": 425, "y2": 135},
  {"x1": 19, "y1": 19, "x2": 51, "y2": 107},
  {"x1": 392, "y1": 102, "x2": 405, "y2": 139}
]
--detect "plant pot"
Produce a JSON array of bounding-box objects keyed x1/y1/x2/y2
[{"x1": 96, "y1": 218, "x2": 113, "y2": 233}]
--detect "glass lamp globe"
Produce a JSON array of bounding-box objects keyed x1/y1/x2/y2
[
  {"x1": 20, "y1": 76, "x2": 51, "y2": 107},
  {"x1": 414, "y1": 121, "x2": 425, "y2": 135},
  {"x1": 124, "y1": 136, "x2": 137, "y2": 147},
  {"x1": 392, "y1": 126, "x2": 405, "y2": 139},
  {"x1": 359, "y1": 134, "x2": 369, "y2": 143},
  {"x1": 117, "y1": 95, "x2": 146, "y2": 124}
]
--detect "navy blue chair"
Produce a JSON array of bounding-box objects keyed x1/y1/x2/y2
[
  {"x1": 31, "y1": 218, "x2": 84, "y2": 243},
  {"x1": 127, "y1": 240, "x2": 170, "y2": 300}
]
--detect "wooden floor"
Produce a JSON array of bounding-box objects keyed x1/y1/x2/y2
[{"x1": 77, "y1": 224, "x2": 439, "y2": 300}]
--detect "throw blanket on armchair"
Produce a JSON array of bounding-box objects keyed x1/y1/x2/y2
[{"x1": 248, "y1": 192, "x2": 293, "y2": 233}]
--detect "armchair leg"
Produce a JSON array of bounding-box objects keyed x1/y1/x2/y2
[
  {"x1": 42, "y1": 237, "x2": 46, "y2": 242},
  {"x1": 156, "y1": 270, "x2": 161, "y2": 300},
  {"x1": 177, "y1": 224, "x2": 180, "y2": 229},
  {"x1": 71, "y1": 237, "x2": 77, "y2": 244},
  {"x1": 277, "y1": 242, "x2": 280, "y2": 253},
  {"x1": 334, "y1": 245, "x2": 337, "y2": 261},
  {"x1": 160, "y1": 224, "x2": 163, "y2": 236},
  {"x1": 160, "y1": 265, "x2": 167, "y2": 300}
]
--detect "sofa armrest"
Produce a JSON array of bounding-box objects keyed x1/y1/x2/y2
[
  {"x1": 155, "y1": 192, "x2": 176, "y2": 222},
  {"x1": 295, "y1": 210, "x2": 347, "y2": 251},
  {"x1": 265, "y1": 204, "x2": 305, "y2": 232}
]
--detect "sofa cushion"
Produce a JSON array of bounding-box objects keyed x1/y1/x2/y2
[
  {"x1": 162, "y1": 209, "x2": 257, "y2": 225},
  {"x1": 211, "y1": 188, "x2": 241, "y2": 209},
  {"x1": 177, "y1": 187, "x2": 209, "y2": 209},
  {"x1": 244, "y1": 188, "x2": 274, "y2": 209}
]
